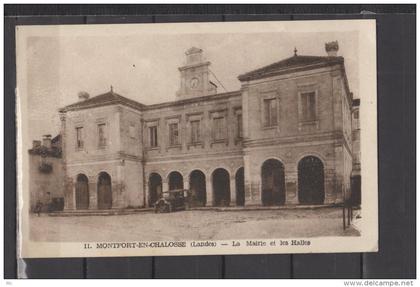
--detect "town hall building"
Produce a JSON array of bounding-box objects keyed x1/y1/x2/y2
[{"x1": 29, "y1": 41, "x2": 360, "y2": 211}]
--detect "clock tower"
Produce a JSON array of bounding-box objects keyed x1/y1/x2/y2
[{"x1": 176, "y1": 47, "x2": 217, "y2": 100}]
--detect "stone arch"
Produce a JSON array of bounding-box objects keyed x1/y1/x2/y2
[
  {"x1": 75, "y1": 174, "x2": 89, "y2": 210},
  {"x1": 97, "y1": 172, "x2": 112, "y2": 209},
  {"x1": 261, "y1": 158, "x2": 286, "y2": 206},
  {"x1": 148, "y1": 173, "x2": 162, "y2": 206},
  {"x1": 212, "y1": 168, "x2": 231, "y2": 207},
  {"x1": 168, "y1": 171, "x2": 184, "y2": 190},
  {"x1": 295, "y1": 152, "x2": 327, "y2": 170},
  {"x1": 258, "y1": 156, "x2": 286, "y2": 171},
  {"x1": 187, "y1": 168, "x2": 207, "y2": 179},
  {"x1": 209, "y1": 165, "x2": 232, "y2": 179},
  {"x1": 298, "y1": 156, "x2": 325, "y2": 205},
  {"x1": 147, "y1": 169, "x2": 164, "y2": 180},
  {"x1": 189, "y1": 169, "x2": 206, "y2": 207}
]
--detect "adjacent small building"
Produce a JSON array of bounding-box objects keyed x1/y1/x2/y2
[
  {"x1": 28, "y1": 135, "x2": 64, "y2": 211},
  {"x1": 30, "y1": 41, "x2": 360, "y2": 211}
]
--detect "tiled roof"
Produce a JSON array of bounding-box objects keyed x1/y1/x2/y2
[
  {"x1": 61, "y1": 89, "x2": 241, "y2": 113},
  {"x1": 238, "y1": 55, "x2": 344, "y2": 81},
  {"x1": 60, "y1": 91, "x2": 146, "y2": 112},
  {"x1": 144, "y1": 90, "x2": 241, "y2": 110}
]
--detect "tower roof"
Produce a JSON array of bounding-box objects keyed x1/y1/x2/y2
[
  {"x1": 60, "y1": 89, "x2": 146, "y2": 112},
  {"x1": 238, "y1": 54, "x2": 344, "y2": 82}
]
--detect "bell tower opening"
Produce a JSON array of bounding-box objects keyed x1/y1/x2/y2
[{"x1": 176, "y1": 47, "x2": 217, "y2": 100}]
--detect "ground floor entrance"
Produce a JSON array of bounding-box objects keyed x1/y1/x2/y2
[
  {"x1": 189, "y1": 170, "x2": 206, "y2": 207},
  {"x1": 97, "y1": 172, "x2": 112, "y2": 209},
  {"x1": 298, "y1": 156, "x2": 325, "y2": 205},
  {"x1": 212, "y1": 168, "x2": 230, "y2": 207}
]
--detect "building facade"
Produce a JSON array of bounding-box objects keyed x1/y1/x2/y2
[
  {"x1": 52, "y1": 41, "x2": 358, "y2": 211},
  {"x1": 351, "y1": 98, "x2": 361, "y2": 205}
]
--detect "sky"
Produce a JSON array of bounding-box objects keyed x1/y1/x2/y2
[{"x1": 18, "y1": 22, "x2": 359, "y2": 144}]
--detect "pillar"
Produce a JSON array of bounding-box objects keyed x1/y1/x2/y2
[
  {"x1": 325, "y1": 168, "x2": 340, "y2": 204},
  {"x1": 332, "y1": 144, "x2": 344, "y2": 204},
  {"x1": 230, "y1": 176, "x2": 236, "y2": 206},
  {"x1": 183, "y1": 177, "x2": 190, "y2": 207},
  {"x1": 244, "y1": 154, "x2": 261, "y2": 206},
  {"x1": 60, "y1": 112, "x2": 72, "y2": 210},
  {"x1": 183, "y1": 178, "x2": 190, "y2": 190},
  {"x1": 162, "y1": 180, "x2": 169, "y2": 193},
  {"x1": 145, "y1": 179, "x2": 150, "y2": 207},
  {"x1": 88, "y1": 177, "x2": 97, "y2": 210},
  {"x1": 241, "y1": 86, "x2": 249, "y2": 138},
  {"x1": 64, "y1": 177, "x2": 75, "y2": 210},
  {"x1": 112, "y1": 165, "x2": 126, "y2": 209},
  {"x1": 112, "y1": 182, "x2": 122, "y2": 209},
  {"x1": 285, "y1": 168, "x2": 299, "y2": 205},
  {"x1": 205, "y1": 178, "x2": 213, "y2": 207},
  {"x1": 114, "y1": 106, "x2": 122, "y2": 152}
]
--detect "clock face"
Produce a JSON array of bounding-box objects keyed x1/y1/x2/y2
[{"x1": 190, "y1": 77, "x2": 199, "y2": 89}]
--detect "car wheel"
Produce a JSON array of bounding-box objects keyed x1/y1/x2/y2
[{"x1": 158, "y1": 202, "x2": 168, "y2": 213}]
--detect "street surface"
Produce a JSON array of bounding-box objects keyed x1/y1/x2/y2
[{"x1": 30, "y1": 207, "x2": 359, "y2": 242}]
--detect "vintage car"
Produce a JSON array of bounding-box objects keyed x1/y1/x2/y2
[{"x1": 154, "y1": 189, "x2": 190, "y2": 213}]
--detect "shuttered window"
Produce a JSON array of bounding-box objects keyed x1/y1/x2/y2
[
  {"x1": 98, "y1": 123, "x2": 107, "y2": 147},
  {"x1": 191, "y1": 120, "x2": 200, "y2": 143},
  {"x1": 263, "y1": 98, "x2": 278, "y2": 127},
  {"x1": 213, "y1": 117, "x2": 225, "y2": 141},
  {"x1": 76, "y1": 127, "x2": 83, "y2": 149},
  {"x1": 301, "y1": 92, "x2": 316, "y2": 121},
  {"x1": 149, "y1": 126, "x2": 158, "y2": 147},
  {"x1": 129, "y1": 124, "x2": 136, "y2": 139},
  {"x1": 169, "y1": 123, "x2": 179, "y2": 146},
  {"x1": 237, "y1": 114, "x2": 243, "y2": 138}
]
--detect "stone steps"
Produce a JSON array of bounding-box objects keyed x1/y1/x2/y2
[
  {"x1": 47, "y1": 204, "x2": 341, "y2": 217},
  {"x1": 47, "y1": 208, "x2": 153, "y2": 217},
  {"x1": 191, "y1": 203, "x2": 340, "y2": 212}
]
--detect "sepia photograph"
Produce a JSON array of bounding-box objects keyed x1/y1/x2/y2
[{"x1": 16, "y1": 20, "x2": 378, "y2": 258}]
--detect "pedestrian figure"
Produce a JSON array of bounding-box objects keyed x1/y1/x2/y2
[
  {"x1": 34, "y1": 200, "x2": 43, "y2": 216},
  {"x1": 46, "y1": 192, "x2": 53, "y2": 213}
]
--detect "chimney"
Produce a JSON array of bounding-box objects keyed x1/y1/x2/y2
[
  {"x1": 32, "y1": 140, "x2": 41, "y2": 149},
  {"x1": 42, "y1": 135, "x2": 52, "y2": 149},
  {"x1": 78, "y1": 91, "x2": 90, "y2": 102},
  {"x1": 325, "y1": 41, "x2": 339, "y2": 57}
]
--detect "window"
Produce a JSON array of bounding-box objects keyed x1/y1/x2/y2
[
  {"x1": 169, "y1": 123, "x2": 179, "y2": 146},
  {"x1": 190, "y1": 120, "x2": 201, "y2": 143},
  {"x1": 263, "y1": 98, "x2": 278, "y2": 127},
  {"x1": 354, "y1": 110, "x2": 359, "y2": 119},
  {"x1": 149, "y1": 126, "x2": 158, "y2": 147},
  {"x1": 76, "y1": 127, "x2": 83, "y2": 149},
  {"x1": 129, "y1": 124, "x2": 136, "y2": 139},
  {"x1": 98, "y1": 123, "x2": 107, "y2": 147},
  {"x1": 237, "y1": 114, "x2": 243, "y2": 139},
  {"x1": 213, "y1": 117, "x2": 226, "y2": 141},
  {"x1": 301, "y1": 92, "x2": 316, "y2": 121}
]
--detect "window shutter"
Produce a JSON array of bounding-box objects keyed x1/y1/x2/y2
[
  {"x1": 264, "y1": 100, "x2": 270, "y2": 126},
  {"x1": 309, "y1": 92, "x2": 316, "y2": 120},
  {"x1": 270, "y1": 99, "x2": 277, "y2": 125}
]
